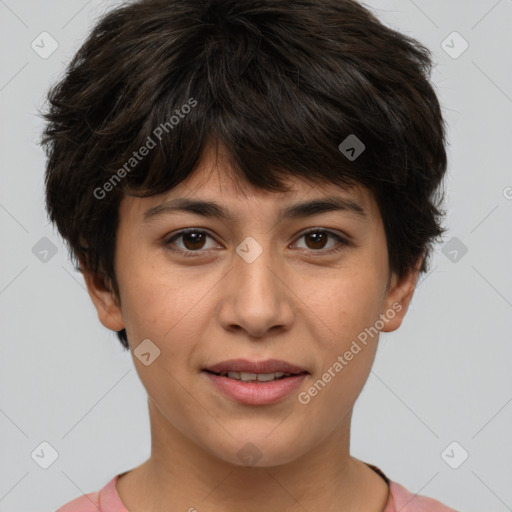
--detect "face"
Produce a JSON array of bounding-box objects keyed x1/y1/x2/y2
[{"x1": 84, "y1": 142, "x2": 420, "y2": 468}]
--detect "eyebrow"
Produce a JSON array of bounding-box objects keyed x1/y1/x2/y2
[{"x1": 142, "y1": 195, "x2": 368, "y2": 223}]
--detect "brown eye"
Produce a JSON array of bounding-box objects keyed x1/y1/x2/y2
[
  {"x1": 164, "y1": 228, "x2": 350, "y2": 258},
  {"x1": 304, "y1": 231, "x2": 329, "y2": 250},
  {"x1": 180, "y1": 231, "x2": 207, "y2": 250},
  {"x1": 294, "y1": 229, "x2": 350, "y2": 255},
  {"x1": 164, "y1": 229, "x2": 218, "y2": 256}
]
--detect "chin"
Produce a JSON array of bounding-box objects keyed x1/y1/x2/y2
[{"x1": 204, "y1": 427, "x2": 311, "y2": 468}]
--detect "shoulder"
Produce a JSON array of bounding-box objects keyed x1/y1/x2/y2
[
  {"x1": 56, "y1": 475, "x2": 124, "y2": 512},
  {"x1": 387, "y1": 480, "x2": 458, "y2": 512},
  {"x1": 366, "y1": 464, "x2": 457, "y2": 512},
  {"x1": 56, "y1": 490, "x2": 101, "y2": 512}
]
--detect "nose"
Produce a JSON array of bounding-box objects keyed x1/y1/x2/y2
[{"x1": 216, "y1": 240, "x2": 295, "y2": 338}]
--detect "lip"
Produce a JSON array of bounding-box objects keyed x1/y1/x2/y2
[
  {"x1": 204, "y1": 358, "x2": 307, "y2": 374},
  {"x1": 202, "y1": 359, "x2": 309, "y2": 406},
  {"x1": 203, "y1": 372, "x2": 308, "y2": 405}
]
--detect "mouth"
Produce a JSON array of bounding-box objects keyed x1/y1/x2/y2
[
  {"x1": 202, "y1": 359, "x2": 309, "y2": 405},
  {"x1": 203, "y1": 358, "x2": 309, "y2": 380},
  {"x1": 204, "y1": 369, "x2": 307, "y2": 382}
]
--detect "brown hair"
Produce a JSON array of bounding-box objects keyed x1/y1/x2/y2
[{"x1": 41, "y1": 0, "x2": 448, "y2": 350}]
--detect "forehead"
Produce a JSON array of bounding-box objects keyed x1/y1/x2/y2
[{"x1": 119, "y1": 141, "x2": 378, "y2": 223}]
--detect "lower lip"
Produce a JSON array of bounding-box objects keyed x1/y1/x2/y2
[{"x1": 203, "y1": 371, "x2": 308, "y2": 405}]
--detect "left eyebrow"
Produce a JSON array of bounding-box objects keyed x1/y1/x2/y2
[{"x1": 142, "y1": 195, "x2": 368, "y2": 224}]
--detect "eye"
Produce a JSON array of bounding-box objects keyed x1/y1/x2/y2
[
  {"x1": 292, "y1": 228, "x2": 351, "y2": 255},
  {"x1": 164, "y1": 229, "x2": 219, "y2": 256},
  {"x1": 164, "y1": 227, "x2": 351, "y2": 257}
]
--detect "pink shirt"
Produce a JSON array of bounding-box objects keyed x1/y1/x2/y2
[{"x1": 56, "y1": 465, "x2": 457, "y2": 512}]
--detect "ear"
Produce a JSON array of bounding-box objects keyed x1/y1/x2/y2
[
  {"x1": 380, "y1": 257, "x2": 423, "y2": 333},
  {"x1": 78, "y1": 258, "x2": 125, "y2": 332}
]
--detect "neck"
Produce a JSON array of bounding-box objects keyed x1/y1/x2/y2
[{"x1": 116, "y1": 398, "x2": 389, "y2": 512}]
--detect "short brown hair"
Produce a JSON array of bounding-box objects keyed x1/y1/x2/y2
[{"x1": 41, "y1": 0, "x2": 448, "y2": 350}]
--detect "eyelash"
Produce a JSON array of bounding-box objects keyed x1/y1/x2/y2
[{"x1": 163, "y1": 228, "x2": 351, "y2": 258}]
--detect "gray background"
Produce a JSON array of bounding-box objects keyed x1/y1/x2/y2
[{"x1": 1, "y1": 0, "x2": 511, "y2": 510}]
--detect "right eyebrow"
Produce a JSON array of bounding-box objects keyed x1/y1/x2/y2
[{"x1": 142, "y1": 195, "x2": 368, "y2": 224}]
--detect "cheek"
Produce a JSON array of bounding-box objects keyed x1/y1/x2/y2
[
  {"x1": 302, "y1": 267, "x2": 385, "y2": 407},
  {"x1": 301, "y1": 284, "x2": 382, "y2": 426},
  {"x1": 117, "y1": 256, "x2": 215, "y2": 358},
  {"x1": 312, "y1": 267, "x2": 386, "y2": 347}
]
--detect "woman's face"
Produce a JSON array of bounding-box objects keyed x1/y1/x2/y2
[{"x1": 85, "y1": 143, "x2": 418, "y2": 467}]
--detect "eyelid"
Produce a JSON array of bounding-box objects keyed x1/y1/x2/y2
[
  {"x1": 293, "y1": 228, "x2": 352, "y2": 254},
  {"x1": 163, "y1": 227, "x2": 352, "y2": 257},
  {"x1": 164, "y1": 228, "x2": 221, "y2": 255}
]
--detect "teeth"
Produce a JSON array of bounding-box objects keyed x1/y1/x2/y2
[
  {"x1": 257, "y1": 372, "x2": 283, "y2": 382},
  {"x1": 240, "y1": 372, "x2": 258, "y2": 381},
  {"x1": 221, "y1": 371, "x2": 290, "y2": 381}
]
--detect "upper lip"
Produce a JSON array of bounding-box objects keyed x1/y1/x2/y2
[{"x1": 204, "y1": 359, "x2": 308, "y2": 375}]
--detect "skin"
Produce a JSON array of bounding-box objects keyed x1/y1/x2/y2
[{"x1": 82, "y1": 141, "x2": 421, "y2": 512}]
